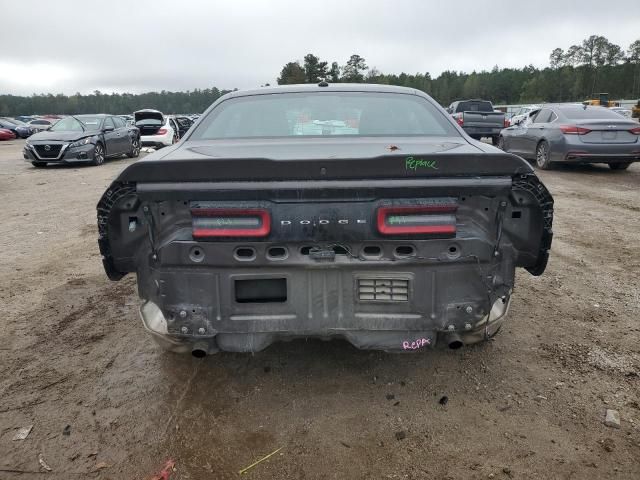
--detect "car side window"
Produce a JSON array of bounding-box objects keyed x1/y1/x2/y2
[
  {"x1": 548, "y1": 111, "x2": 558, "y2": 123},
  {"x1": 170, "y1": 119, "x2": 178, "y2": 131},
  {"x1": 104, "y1": 117, "x2": 115, "y2": 129},
  {"x1": 112, "y1": 117, "x2": 125, "y2": 128},
  {"x1": 534, "y1": 109, "x2": 552, "y2": 124}
]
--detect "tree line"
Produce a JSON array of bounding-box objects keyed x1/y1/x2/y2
[
  {"x1": 0, "y1": 35, "x2": 638, "y2": 116},
  {"x1": 0, "y1": 88, "x2": 234, "y2": 117},
  {"x1": 277, "y1": 36, "x2": 640, "y2": 105}
]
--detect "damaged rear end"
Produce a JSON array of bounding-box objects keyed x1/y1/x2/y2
[{"x1": 98, "y1": 86, "x2": 553, "y2": 355}]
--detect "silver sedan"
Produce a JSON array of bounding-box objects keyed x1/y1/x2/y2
[{"x1": 498, "y1": 105, "x2": 640, "y2": 170}]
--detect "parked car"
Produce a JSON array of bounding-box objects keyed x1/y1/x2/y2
[
  {"x1": 0, "y1": 128, "x2": 16, "y2": 141},
  {"x1": 174, "y1": 116, "x2": 195, "y2": 138},
  {"x1": 14, "y1": 116, "x2": 36, "y2": 123},
  {"x1": 447, "y1": 99, "x2": 507, "y2": 145},
  {"x1": 27, "y1": 118, "x2": 57, "y2": 133},
  {"x1": 0, "y1": 118, "x2": 32, "y2": 138},
  {"x1": 119, "y1": 114, "x2": 135, "y2": 126},
  {"x1": 98, "y1": 84, "x2": 553, "y2": 356},
  {"x1": 509, "y1": 105, "x2": 541, "y2": 126},
  {"x1": 498, "y1": 104, "x2": 640, "y2": 170},
  {"x1": 134, "y1": 109, "x2": 180, "y2": 148},
  {"x1": 23, "y1": 114, "x2": 140, "y2": 167}
]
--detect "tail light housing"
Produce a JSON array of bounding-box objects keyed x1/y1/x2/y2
[
  {"x1": 156, "y1": 128, "x2": 168, "y2": 135},
  {"x1": 191, "y1": 208, "x2": 271, "y2": 238},
  {"x1": 629, "y1": 127, "x2": 640, "y2": 135},
  {"x1": 504, "y1": 118, "x2": 510, "y2": 128},
  {"x1": 377, "y1": 204, "x2": 457, "y2": 236},
  {"x1": 456, "y1": 116, "x2": 464, "y2": 127},
  {"x1": 559, "y1": 125, "x2": 591, "y2": 135}
]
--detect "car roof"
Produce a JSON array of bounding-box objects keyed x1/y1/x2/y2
[{"x1": 222, "y1": 83, "x2": 427, "y2": 99}]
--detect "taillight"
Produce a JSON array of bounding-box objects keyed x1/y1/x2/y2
[
  {"x1": 629, "y1": 127, "x2": 640, "y2": 135},
  {"x1": 156, "y1": 128, "x2": 168, "y2": 135},
  {"x1": 456, "y1": 116, "x2": 464, "y2": 127},
  {"x1": 377, "y1": 204, "x2": 457, "y2": 236},
  {"x1": 559, "y1": 125, "x2": 591, "y2": 135},
  {"x1": 504, "y1": 118, "x2": 510, "y2": 128},
  {"x1": 191, "y1": 208, "x2": 270, "y2": 238}
]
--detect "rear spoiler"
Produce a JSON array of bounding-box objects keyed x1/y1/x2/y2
[{"x1": 111, "y1": 152, "x2": 533, "y2": 184}]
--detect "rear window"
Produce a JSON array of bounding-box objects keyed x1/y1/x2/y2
[
  {"x1": 560, "y1": 107, "x2": 625, "y2": 120},
  {"x1": 455, "y1": 101, "x2": 493, "y2": 113},
  {"x1": 190, "y1": 92, "x2": 458, "y2": 139}
]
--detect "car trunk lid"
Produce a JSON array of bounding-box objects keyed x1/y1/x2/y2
[
  {"x1": 135, "y1": 109, "x2": 165, "y2": 136},
  {"x1": 576, "y1": 120, "x2": 639, "y2": 144}
]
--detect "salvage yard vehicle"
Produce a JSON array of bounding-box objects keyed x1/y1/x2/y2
[
  {"x1": 26, "y1": 118, "x2": 56, "y2": 132},
  {"x1": 447, "y1": 99, "x2": 507, "y2": 145},
  {"x1": 175, "y1": 115, "x2": 195, "y2": 138},
  {"x1": 0, "y1": 128, "x2": 16, "y2": 141},
  {"x1": 498, "y1": 104, "x2": 640, "y2": 170},
  {"x1": 98, "y1": 84, "x2": 553, "y2": 356},
  {"x1": 509, "y1": 105, "x2": 541, "y2": 126},
  {"x1": 134, "y1": 109, "x2": 180, "y2": 148},
  {"x1": 23, "y1": 114, "x2": 140, "y2": 167},
  {"x1": 0, "y1": 118, "x2": 31, "y2": 138}
]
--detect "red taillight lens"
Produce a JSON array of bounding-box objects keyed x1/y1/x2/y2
[
  {"x1": 456, "y1": 117, "x2": 464, "y2": 127},
  {"x1": 156, "y1": 128, "x2": 168, "y2": 135},
  {"x1": 504, "y1": 118, "x2": 510, "y2": 128},
  {"x1": 629, "y1": 127, "x2": 640, "y2": 135},
  {"x1": 191, "y1": 208, "x2": 271, "y2": 238},
  {"x1": 559, "y1": 125, "x2": 591, "y2": 135},
  {"x1": 377, "y1": 204, "x2": 457, "y2": 236}
]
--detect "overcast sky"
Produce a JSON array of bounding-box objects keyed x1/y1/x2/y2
[{"x1": 1, "y1": 0, "x2": 638, "y2": 96}]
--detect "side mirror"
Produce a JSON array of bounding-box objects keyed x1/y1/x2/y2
[{"x1": 103, "y1": 125, "x2": 114, "y2": 132}]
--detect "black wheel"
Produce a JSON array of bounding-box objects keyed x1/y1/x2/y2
[
  {"x1": 31, "y1": 161, "x2": 46, "y2": 168},
  {"x1": 127, "y1": 137, "x2": 140, "y2": 158},
  {"x1": 609, "y1": 162, "x2": 631, "y2": 171},
  {"x1": 497, "y1": 136, "x2": 505, "y2": 150},
  {"x1": 535, "y1": 141, "x2": 552, "y2": 170},
  {"x1": 491, "y1": 136, "x2": 499, "y2": 146},
  {"x1": 92, "y1": 143, "x2": 105, "y2": 166}
]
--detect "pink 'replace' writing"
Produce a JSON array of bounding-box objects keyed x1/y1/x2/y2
[{"x1": 402, "y1": 338, "x2": 431, "y2": 350}]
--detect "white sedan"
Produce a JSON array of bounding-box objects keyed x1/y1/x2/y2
[{"x1": 134, "y1": 109, "x2": 180, "y2": 149}]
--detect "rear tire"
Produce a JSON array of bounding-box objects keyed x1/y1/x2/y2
[
  {"x1": 92, "y1": 143, "x2": 105, "y2": 166},
  {"x1": 31, "y1": 161, "x2": 46, "y2": 168},
  {"x1": 127, "y1": 137, "x2": 140, "y2": 158},
  {"x1": 491, "y1": 136, "x2": 499, "y2": 146},
  {"x1": 608, "y1": 162, "x2": 631, "y2": 171},
  {"x1": 535, "y1": 141, "x2": 552, "y2": 170}
]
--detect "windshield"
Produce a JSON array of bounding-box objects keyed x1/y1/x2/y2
[
  {"x1": 50, "y1": 117, "x2": 86, "y2": 132},
  {"x1": 75, "y1": 115, "x2": 104, "y2": 128},
  {"x1": 190, "y1": 92, "x2": 458, "y2": 139}
]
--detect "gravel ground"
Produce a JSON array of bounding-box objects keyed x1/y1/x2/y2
[{"x1": 0, "y1": 138, "x2": 639, "y2": 479}]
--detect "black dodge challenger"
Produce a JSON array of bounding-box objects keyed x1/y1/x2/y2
[
  {"x1": 24, "y1": 114, "x2": 140, "y2": 167},
  {"x1": 97, "y1": 84, "x2": 553, "y2": 356}
]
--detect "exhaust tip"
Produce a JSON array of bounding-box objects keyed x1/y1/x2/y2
[
  {"x1": 445, "y1": 332, "x2": 464, "y2": 350},
  {"x1": 191, "y1": 341, "x2": 209, "y2": 358},
  {"x1": 192, "y1": 348, "x2": 207, "y2": 358}
]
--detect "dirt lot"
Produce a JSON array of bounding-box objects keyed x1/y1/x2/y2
[{"x1": 0, "y1": 138, "x2": 639, "y2": 480}]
